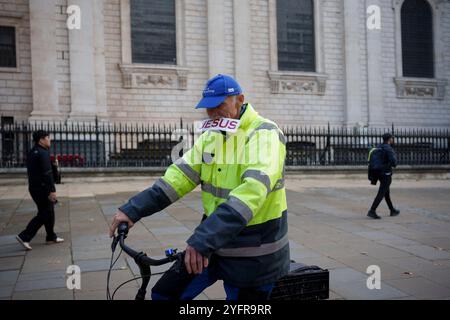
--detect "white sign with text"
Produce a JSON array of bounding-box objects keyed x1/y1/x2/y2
[{"x1": 197, "y1": 118, "x2": 241, "y2": 133}]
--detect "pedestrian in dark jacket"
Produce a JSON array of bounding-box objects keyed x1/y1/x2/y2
[
  {"x1": 16, "y1": 130, "x2": 64, "y2": 250},
  {"x1": 367, "y1": 133, "x2": 400, "y2": 219}
]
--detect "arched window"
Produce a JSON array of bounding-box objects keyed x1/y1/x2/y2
[
  {"x1": 401, "y1": 0, "x2": 434, "y2": 78},
  {"x1": 130, "y1": 0, "x2": 176, "y2": 65},
  {"x1": 276, "y1": 0, "x2": 315, "y2": 72}
]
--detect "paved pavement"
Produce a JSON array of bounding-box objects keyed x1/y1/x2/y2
[{"x1": 0, "y1": 175, "x2": 450, "y2": 300}]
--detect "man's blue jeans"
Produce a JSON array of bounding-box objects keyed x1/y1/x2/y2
[{"x1": 151, "y1": 267, "x2": 274, "y2": 300}]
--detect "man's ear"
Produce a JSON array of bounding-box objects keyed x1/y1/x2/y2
[{"x1": 237, "y1": 94, "x2": 245, "y2": 105}]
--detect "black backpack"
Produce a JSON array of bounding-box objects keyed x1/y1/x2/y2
[{"x1": 368, "y1": 147, "x2": 385, "y2": 170}]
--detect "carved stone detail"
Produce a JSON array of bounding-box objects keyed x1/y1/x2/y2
[
  {"x1": 268, "y1": 71, "x2": 328, "y2": 95},
  {"x1": 119, "y1": 64, "x2": 189, "y2": 90},
  {"x1": 394, "y1": 77, "x2": 447, "y2": 99}
]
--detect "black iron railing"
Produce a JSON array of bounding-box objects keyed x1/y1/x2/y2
[
  {"x1": 0, "y1": 120, "x2": 449, "y2": 168},
  {"x1": 283, "y1": 125, "x2": 449, "y2": 166}
]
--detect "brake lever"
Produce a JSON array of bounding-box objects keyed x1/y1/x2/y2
[
  {"x1": 111, "y1": 222, "x2": 129, "y2": 252},
  {"x1": 111, "y1": 235, "x2": 120, "y2": 252}
]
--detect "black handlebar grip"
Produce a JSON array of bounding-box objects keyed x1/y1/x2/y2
[{"x1": 118, "y1": 222, "x2": 129, "y2": 236}]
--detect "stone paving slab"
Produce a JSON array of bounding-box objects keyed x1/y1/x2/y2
[
  {"x1": 330, "y1": 268, "x2": 409, "y2": 300},
  {"x1": 0, "y1": 270, "x2": 20, "y2": 286},
  {"x1": 1, "y1": 177, "x2": 450, "y2": 299},
  {"x1": 100, "y1": 206, "x2": 120, "y2": 217},
  {"x1": 0, "y1": 244, "x2": 26, "y2": 258},
  {"x1": 14, "y1": 276, "x2": 67, "y2": 292},
  {"x1": 20, "y1": 259, "x2": 71, "y2": 275},
  {"x1": 433, "y1": 259, "x2": 450, "y2": 268},
  {"x1": 293, "y1": 256, "x2": 347, "y2": 270},
  {"x1": 290, "y1": 247, "x2": 323, "y2": 260},
  {"x1": 394, "y1": 244, "x2": 450, "y2": 260},
  {"x1": 141, "y1": 217, "x2": 185, "y2": 229},
  {"x1": 13, "y1": 270, "x2": 67, "y2": 294},
  {"x1": 0, "y1": 256, "x2": 23, "y2": 271},
  {"x1": 18, "y1": 270, "x2": 65, "y2": 282},
  {"x1": 0, "y1": 285, "x2": 14, "y2": 298},
  {"x1": 414, "y1": 237, "x2": 450, "y2": 251},
  {"x1": 377, "y1": 256, "x2": 450, "y2": 279},
  {"x1": 0, "y1": 235, "x2": 23, "y2": 245},
  {"x1": 385, "y1": 277, "x2": 450, "y2": 299},
  {"x1": 349, "y1": 243, "x2": 415, "y2": 260},
  {"x1": 72, "y1": 248, "x2": 113, "y2": 261},
  {"x1": 75, "y1": 287, "x2": 137, "y2": 300},
  {"x1": 12, "y1": 288, "x2": 74, "y2": 300},
  {"x1": 415, "y1": 267, "x2": 450, "y2": 288},
  {"x1": 81, "y1": 269, "x2": 137, "y2": 293},
  {"x1": 75, "y1": 257, "x2": 127, "y2": 273},
  {"x1": 148, "y1": 226, "x2": 193, "y2": 236},
  {"x1": 333, "y1": 255, "x2": 419, "y2": 281}
]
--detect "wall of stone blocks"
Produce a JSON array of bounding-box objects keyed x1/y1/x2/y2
[
  {"x1": 0, "y1": 0, "x2": 32, "y2": 121},
  {"x1": 379, "y1": 0, "x2": 450, "y2": 129},
  {"x1": 103, "y1": 0, "x2": 211, "y2": 124},
  {"x1": 249, "y1": 0, "x2": 347, "y2": 126},
  {"x1": 1, "y1": 0, "x2": 449, "y2": 129}
]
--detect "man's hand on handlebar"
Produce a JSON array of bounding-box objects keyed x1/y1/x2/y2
[
  {"x1": 110, "y1": 210, "x2": 134, "y2": 237},
  {"x1": 185, "y1": 245, "x2": 208, "y2": 275},
  {"x1": 110, "y1": 211, "x2": 208, "y2": 275}
]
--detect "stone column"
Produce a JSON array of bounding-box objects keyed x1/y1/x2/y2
[
  {"x1": 207, "y1": 0, "x2": 226, "y2": 77},
  {"x1": 67, "y1": 0, "x2": 101, "y2": 122},
  {"x1": 233, "y1": 0, "x2": 253, "y2": 101},
  {"x1": 120, "y1": 0, "x2": 132, "y2": 65},
  {"x1": 29, "y1": 0, "x2": 62, "y2": 121},
  {"x1": 343, "y1": 0, "x2": 363, "y2": 127},
  {"x1": 366, "y1": 0, "x2": 385, "y2": 127},
  {"x1": 93, "y1": 0, "x2": 108, "y2": 119}
]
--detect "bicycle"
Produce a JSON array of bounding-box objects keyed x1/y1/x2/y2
[
  {"x1": 107, "y1": 222, "x2": 181, "y2": 300},
  {"x1": 107, "y1": 222, "x2": 330, "y2": 300}
]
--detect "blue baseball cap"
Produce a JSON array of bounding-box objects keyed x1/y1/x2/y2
[{"x1": 196, "y1": 74, "x2": 242, "y2": 109}]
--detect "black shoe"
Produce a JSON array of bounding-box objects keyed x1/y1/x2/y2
[
  {"x1": 390, "y1": 208, "x2": 400, "y2": 216},
  {"x1": 367, "y1": 210, "x2": 381, "y2": 219}
]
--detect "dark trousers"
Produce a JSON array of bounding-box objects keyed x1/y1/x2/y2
[
  {"x1": 19, "y1": 189, "x2": 57, "y2": 242},
  {"x1": 151, "y1": 253, "x2": 273, "y2": 300},
  {"x1": 152, "y1": 267, "x2": 273, "y2": 300},
  {"x1": 370, "y1": 174, "x2": 395, "y2": 212}
]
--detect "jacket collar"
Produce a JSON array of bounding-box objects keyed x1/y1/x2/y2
[
  {"x1": 36, "y1": 143, "x2": 49, "y2": 151},
  {"x1": 238, "y1": 103, "x2": 258, "y2": 131}
]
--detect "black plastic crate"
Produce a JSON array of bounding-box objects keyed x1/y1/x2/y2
[{"x1": 270, "y1": 262, "x2": 329, "y2": 300}]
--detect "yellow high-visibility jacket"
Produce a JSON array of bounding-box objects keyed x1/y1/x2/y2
[{"x1": 120, "y1": 104, "x2": 289, "y2": 287}]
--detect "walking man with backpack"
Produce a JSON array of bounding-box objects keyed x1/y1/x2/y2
[{"x1": 367, "y1": 133, "x2": 400, "y2": 219}]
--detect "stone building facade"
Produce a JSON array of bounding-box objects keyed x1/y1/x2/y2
[{"x1": 0, "y1": 0, "x2": 449, "y2": 128}]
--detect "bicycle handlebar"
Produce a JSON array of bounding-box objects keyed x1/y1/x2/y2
[
  {"x1": 112, "y1": 222, "x2": 181, "y2": 300},
  {"x1": 119, "y1": 236, "x2": 178, "y2": 266},
  {"x1": 116, "y1": 222, "x2": 181, "y2": 265}
]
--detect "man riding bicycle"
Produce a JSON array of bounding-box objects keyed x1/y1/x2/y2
[{"x1": 109, "y1": 74, "x2": 289, "y2": 300}]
